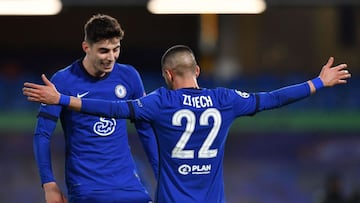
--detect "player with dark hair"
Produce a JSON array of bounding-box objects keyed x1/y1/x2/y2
[
  {"x1": 24, "y1": 45, "x2": 351, "y2": 203},
  {"x1": 31, "y1": 14, "x2": 157, "y2": 203}
]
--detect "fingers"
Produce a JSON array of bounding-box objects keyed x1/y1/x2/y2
[
  {"x1": 324, "y1": 57, "x2": 334, "y2": 68},
  {"x1": 27, "y1": 96, "x2": 40, "y2": 102},
  {"x1": 23, "y1": 76, "x2": 52, "y2": 103},
  {"x1": 338, "y1": 66, "x2": 351, "y2": 78},
  {"x1": 22, "y1": 88, "x2": 40, "y2": 101},
  {"x1": 23, "y1": 83, "x2": 42, "y2": 102},
  {"x1": 41, "y1": 74, "x2": 52, "y2": 86},
  {"x1": 337, "y1": 79, "x2": 348, "y2": 84},
  {"x1": 341, "y1": 71, "x2": 351, "y2": 80},
  {"x1": 23, "y1": 87, "x2": 34, "y2": 95},
  {"x1": 328, "y1": 56, "x2": 334, "y2": 65},
  {"x1": 62, "y1": 194, "x2": 68, "y2": 203},
  {"x1": 23, "y1": 85, "x2": 42, "y2": 94},
  {"x1": 23, "y1": 82, "x2": 45, "y2": 96},
  {"x1": 320, "y1": 57, "x2": 351, "y2": 87},
  {"x1": 24, "y1": 82, "x2": 42, "y2": 89},
  {"x1": 333, "y1": 63, "x2": 348, "y2": 71},
  {"x1": 325, "y1": 57, "x2": 348, "y2": 72},
  {"x1": 336, "y1": 65, "x2": 351, "y2": 85}
]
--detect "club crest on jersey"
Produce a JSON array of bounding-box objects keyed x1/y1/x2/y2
[
  {"x1": 115, "y1": 84, "x2": 127, "y2": 98},
  {"x1": 235, "y1": 90, "x2": 250, "y2": 98},
  {"x1": 178, "y1": 164, "x2": 212, "y2": 175},
  {"x1": 93, "y1": 117, "x2": 116, "y2": 136}
]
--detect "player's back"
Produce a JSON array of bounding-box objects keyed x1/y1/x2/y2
[{"x1": 139, "y1": 87, "x2": 257, "y2": 203}]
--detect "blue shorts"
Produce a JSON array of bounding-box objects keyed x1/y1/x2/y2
[{"x1": 68, "y1": 189, "x2": 153, "y2": 203}]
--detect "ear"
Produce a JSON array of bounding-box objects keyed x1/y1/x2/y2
[
  {"x1": 164, "y1": 69, "x2": 174, "y2": 82},
  {"x1": 195, "y1": 65, "x2": 200, "y2": 78},
  {"x1": 82, "y1": 41, "x2": 89, "y2": 53},
  {"x1": 165, "y1": 69, "x2": 174, "y2": 82}
]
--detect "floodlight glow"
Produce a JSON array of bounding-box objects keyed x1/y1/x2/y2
[
  {"x1": 147, "y1": 0, "x2": 266, "y2": 14},
  {"x1": 0, "y1": 0, "x2": 62, "y2": 15}
]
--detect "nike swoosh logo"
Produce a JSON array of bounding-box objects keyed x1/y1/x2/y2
[{"x1": 77, "y1": 91, "x2": 89, "y2": 98}]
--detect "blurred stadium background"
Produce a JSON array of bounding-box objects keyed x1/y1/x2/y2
[{"x1": 0, "y1": 0, "x2": 359, "y2": 202}]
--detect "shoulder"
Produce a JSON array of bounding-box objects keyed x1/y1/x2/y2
[
  {"x1": 114, "y1": 63, "x2": 139, "y2": 75},
  {"x1": 210, "y1": 87, "x2": 253, "y2": 106},
  {"x1": 112, "y1": 63, "x2": 143, "y2": 81},
  {"x1": 143, "y1": 87, "x2": 171, "y2": 103},
  {"x1": 213, "y1": 87, "x2": 250, "y2": 97},
  {"x1": 209, "y1": 87, "x2": 232, "y2": 97},
  {"x1": 147, "y1": 87, "x2": 167, "y2": 97},
  {"x1": 51, "y1": 62, "x2": 76, "y2": 82},
  {"x1": 50, "y1": 60, "x2": 81, "y2": 89}
]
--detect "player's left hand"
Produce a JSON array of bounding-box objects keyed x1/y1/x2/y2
[{"x1": 319, "y1": 57, "x2": 351, "y2": 87}]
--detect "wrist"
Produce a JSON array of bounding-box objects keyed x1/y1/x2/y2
[
  {"x1": 42, "y1": 181, "x2": 57, "y2": 190},
  {"x1": 59, "y1": 94, "x2": 70, "y2": 106},
  {"x1": 311, "y1": 77, "x2": 324, "y2": 90}
]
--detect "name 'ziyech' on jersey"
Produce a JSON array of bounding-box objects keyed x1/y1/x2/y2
[
  {"x1": 122, "y1": 87, "x2": 256, "y2": 203},
  {"x1": 80, "y1": 81, "x2": 311, "y2": 203}
]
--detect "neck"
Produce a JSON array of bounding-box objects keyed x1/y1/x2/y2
[
  {"x1": 82, "y1": 57, "x2": 106, "y2": 78},
  {"x1": 172, "y1": 78, "x2": 199, "y2": 90}
]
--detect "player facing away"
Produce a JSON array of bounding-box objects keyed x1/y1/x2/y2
[
  {"x1": 31, "y1": 14, "x2": 157, "y2": 203},
  {"x1": 24, "y1": 45, "x2": 351, "y2": 203}
]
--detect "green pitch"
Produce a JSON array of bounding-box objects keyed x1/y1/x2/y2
[{"x1": 1, "y1": 110, "x2": 359, "y2": 134}]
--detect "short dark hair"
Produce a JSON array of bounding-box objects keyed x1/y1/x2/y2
[
  {"x1": 84, "y1": 14, "x2": 124, "y2": 44},
  {"x1": 161, "y1": 45, "x2": 198, "y2": 77},
  {"x1": 161, "y1": 45, "x2": 195, "y2": 68}
]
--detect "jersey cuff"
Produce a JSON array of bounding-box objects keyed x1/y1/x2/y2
[
  {"x1": 37, "y1": 112, "x2": 58, "y2": 122},
  {"x1": 127, "y1": 101, "x2": 135, "y2": 121}
]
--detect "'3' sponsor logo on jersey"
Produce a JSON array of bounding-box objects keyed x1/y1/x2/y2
[{"x1": 93, "y1": 117, "x2": 116, "y2": 136}]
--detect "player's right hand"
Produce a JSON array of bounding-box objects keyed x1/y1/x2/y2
[
  {"x1": 43, "y1": 182, "x2": 68, "y2": 203},
  {"x1": 23, "y1": 74, "x2": 61, "y2": 105}
]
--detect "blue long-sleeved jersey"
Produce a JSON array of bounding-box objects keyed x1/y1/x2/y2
[
  {"x1": 78, "y1": 81, "x2": 311, "y2": 203},
  {"x1": 33, "y1": 59, "x2": 158, "y2": 196}
]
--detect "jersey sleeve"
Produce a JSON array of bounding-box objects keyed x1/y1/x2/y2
[
  {"x1": 127, "y1": 67, "x2": 159, "y2": 178},
  {"x1": 229, "y1": 81, "x2": 311, "y2": 117},
  {"x1": 33, "y1": 73, "x2": 64, "y2": 185},
  {"x1": 33, "y1": 116, "x2": 58, "y2": 185},
  {"x1": 226, "y1": 89, "x2": 258, "y2": 116},
  {"x1": 255, "y1": 81, "x2": 311, "y2": 111},
  {"x1": 128, "y1": 65, "x2": 147, "y2": 99},
  {"x1": 80, "y1": 89, "x2": 161, "y2": 121},
  {"x1": 130, "y1": 90, "x2": 162, "y2": 122}
]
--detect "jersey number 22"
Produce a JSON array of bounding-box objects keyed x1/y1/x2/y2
[{"x1": 171, "y1": 108, "x2": 221, "y2": 159}]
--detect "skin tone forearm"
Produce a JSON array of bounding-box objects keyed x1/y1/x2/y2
[
  {"x1": 69, "y1": 96, "x2": 82, "y2": 112},
  {"x1": 307, "y1": 80, "x2": 316, "y2": 94}
]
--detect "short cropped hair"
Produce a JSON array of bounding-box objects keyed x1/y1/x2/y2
[
  {"x1": 161, "y1": 45, "x2": 198, "y2": 77},
  {"x1": 84, "y1": 14, "x2": 124, "y2": 44},
  {"x1": 161, "y1": 45, "x2": 195, "y2": 68}
]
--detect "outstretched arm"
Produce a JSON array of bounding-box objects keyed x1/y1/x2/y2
[
  {"x1": 24, "y1": 74, "x2": 132, "y2": 119},
  {"x1": 24, "y1": 56, "x2": 350, "y2": 110},
  {"x1": 255, "y1": 57, "x2": 351, "y2": 112}
]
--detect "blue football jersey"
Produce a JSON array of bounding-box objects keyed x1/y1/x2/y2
[
  {"x1": 132, "y1": 87, "x2": 257, "y2": 203},
  {"x1": 79, "y1": 81, "x2": 311, "y2": 203},
  {"x1": 34, "y1": 59, "x2": 155, "y2": 197}
]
